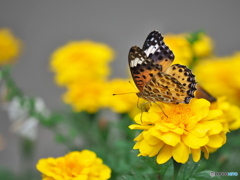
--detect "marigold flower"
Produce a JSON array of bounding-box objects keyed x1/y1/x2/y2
[
  {"x1": 63, "y1": 80, "x2": 105, "y2": 113},
  {"x1": 194, "y1": 52, "x2": 240, "y2": 106},
  {"x1": 210, "y1": 96, "x2": 240, "y2": 131},
  {"x1": 164, "y1": 34, "x2": 193, "y2": 66},
  {"x1": 0, "y1": 28, "x2": 21, "y2": 65},
  {"x1": 129, "y1": 99, "x2": 227, "y2": 164},
  {"x1": 50, "y1": 40, "x2": 114, "y2": 86},
  {"x1": 36, "y1": 150, "x2": 111, "y2": 180},
  {"x1": 103, "y1": 78, "x2": 140, "y2": 114}
]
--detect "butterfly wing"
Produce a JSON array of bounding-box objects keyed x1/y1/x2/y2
[
  {"x1": 163, "y1": 64, "x2": 197, "y2": 103},
  {"x1": 142, "y1": 72, "x2": 186, "y2": 104},
  {"x1": 142, "y1": 30, "x2": 174, "y2": 72},
  {"x1": 128, "y1": 46, "x2": 162, "y2": 92}
]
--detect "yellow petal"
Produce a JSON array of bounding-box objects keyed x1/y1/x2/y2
[
  {"x1": 205, "y1": 121, "x2": 223, "y2": 135},
  {"x1": 191, "y1": 148, "x2": 201, "y2": 162},
  {"x1": 149, "y1": 126, "x2": 163, "y2": 138},
  {"x1": 191, "y1": 122, "x2": 210, "y2": 137},
  {"x1": 182, "y1": 133, "x2": 209, "y2": 148},
  {"x1": 160, "y1": 132, "x2": 180, "y2": 146},
  {"x1": 207, "y1": 134, "x2": 224, "y2": 148},
  {"x1": 134, "y1": 112, "x2": 150, "y2": 124},
  {"x1": 172, "y1": 142, "x2": 189, "y2": 163},
  {"x1": 133, "y1": 132, "x2": 143, "y2": 141},
  {"x1": 139, "y1": 139, "x2": 162, "y2": 157},
  {"x1": 129, "y1": 124, "x2": 150, "y2": 130},
  {"x1": 133, "y1": 142, "x2": 141, "y2": 149},
  {"x1": 156, "y1": 145, "x2": 173, "y2": 164},
  {"x1": 203, "y1": 109, "x2": 223, "y2": 121},
  {"x1": 171, "y1": 127, "x2": 185, "y2": 135},
  {"x1": 201, "y1": 146, "x2": 209, "y2": 159},
  {"x1": 155, "y1": 124, "x2": 170, "y2": 132},
  {"x1": 143, "y1": 131, "x2": 161, "y2": 145},
  {"x1": 149, "y1": 141, "x2": 164, "y2": 157},
  {"x1": 190, "y1": 98, "x2": 210, "y2": 119}
]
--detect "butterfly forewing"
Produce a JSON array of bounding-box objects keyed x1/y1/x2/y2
[
  {"x1": 128, "y1": 46, "x2": 162, "y2": 91},
  {"x1": 142, "y1": 30, "x2": 175, "y2": 72}
]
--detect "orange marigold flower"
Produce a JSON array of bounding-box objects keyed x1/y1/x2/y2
[
  {"x1": 36, "y1": 150, "x2": 111, "y2": 180},
  {"x1": 129, "y1": 99, "x2": 227, "y2": 164}
]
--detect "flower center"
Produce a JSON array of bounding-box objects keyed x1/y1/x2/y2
[{"x1": 163, "y1": 105, "x2": 193, "y2": 126}]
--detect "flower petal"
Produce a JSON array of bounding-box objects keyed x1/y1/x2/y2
[
  {"x1": 207, "y1": 134, "x2": 225, "y2": 148},
  {"x1": 203, "y1": 109, "x2": 223, "y2": 121},
  {"x1": 182, "y1": 133, "x2": 209, "y2": 148},
  {"x1": 129, "y1": 124, "x2": 149, "y2": 130},
  {"x1": 191, "y1": 122, "x2": 210, "y2": 137},
  {"x1": 172, "y1": 142, "x2": 189, "y2": 163},
  {"x1": 143, "y1": 131, "x2": 161, "y2": 145},
  {"x1": 160, "y1": 132, "x2": 180, "y2": 146},
  {"x1": 201, "y1": 146, "x2": 209, "y2": 159},
  {"x1": 191, "y1": 148, "x2": 201, "y2": 162},
  {"x1": 156, "y1": 145, "x2": 173, "y2": 164},
  {"x1": 139, "y1": 139, "x2": 163, "y2": 157},
  {"x1": 205, "y1": 121, "x2": 223, "y2": 135}
]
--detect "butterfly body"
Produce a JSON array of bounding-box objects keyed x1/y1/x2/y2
[{"x1": 129, "y1": 31, "x2": 197, "y2": 104}]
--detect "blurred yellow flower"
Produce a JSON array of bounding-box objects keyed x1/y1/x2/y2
[
  {"x1": 191, "y1": 33, "x2": 213, "y2": 58},
  {"x1": 129, "y1": 99, "x2": 227, "y2": 164},
  {"x1": 63, "y1": 80, "x2": 105, "y2": 113},
  {"x1": 164, "y1": 34, "x2": 193, "y2": 66},
  {"x1": 103, "y1": 78, "x2": 140, "y2": 114},
  {"x1": 210, "y1": 96, "x2": 240, "y2": 131},
  {"x1": 0, "y1": 28, "x2": 21, "y2": 65},
  {"x1": 194, "y1": 52, "x2": 240, "y2": 106},
  {"x1": 50, "y1": 40, "x2": 114, "y2": 86},
  {"x1": 36, "y1": 150, "x2": 111, "y2": 180}
]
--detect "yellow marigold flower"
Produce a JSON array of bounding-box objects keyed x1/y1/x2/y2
[
  {"x1": 191, "y1": 33, "x2": 213, "y2": 58},
  {"x1": 194, "y1": 52, "x2": 240, "y2": 106},
  {"x1": 164, "y1": 34, "x2": 193, "y2": 66},
  {"x1": 50, "y1": 40, "x2": 114, "y2": 86},
  {"x1": 103, "y1": 78, "x2": 140, "y2": 114},
  {"x1": 129, "y1": 99, "x2": 227, "y2": 164},
  {"x1": 210, "y1": 96, "x2": 240, "y2": 131},
  {"x1": 63, "y1": 80, "x2": 105, "y2": 113},
  {"x1": 0, "y1": 28, "x2": 21, "y2": 65},
  {"x1": 36, "y1": 150, "x2": 111, "y2": 180}
]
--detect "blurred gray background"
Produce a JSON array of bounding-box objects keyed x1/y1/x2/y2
[{"x1": 0, "y1": 0, "x2": 240, "y2": 173}]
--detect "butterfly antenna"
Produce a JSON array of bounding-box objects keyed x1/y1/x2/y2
[
  {"x1": 112, "y1": 92, "x2": 136, "y2": 96},
  {"x1": 128, "y1": 81, "x2": 139, "y2": 91}
]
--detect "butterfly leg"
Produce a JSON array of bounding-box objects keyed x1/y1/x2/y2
[
  {"x1": 139, "y1": 101, "x2": 151, "y2": 123},
  {"x1": 152, "y1": 102, "x2": 168, "y2": 118}
]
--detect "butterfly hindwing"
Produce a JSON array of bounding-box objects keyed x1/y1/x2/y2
[
  {"x1": 142, "y1": 72, "x2": 188, "y2": 104},
  {"x1": 142, "y1": 30, "x2": 175, "y2": 72},
  {"x1": 128, "y1": 46, "x2": 162, "y2": 91},
  {"x1": 164, "y1": 64, "x2": 197, "y2": 103}
]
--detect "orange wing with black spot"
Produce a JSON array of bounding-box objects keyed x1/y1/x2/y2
[{"x1": 128, "y1": 46, "x2": 162, "y2": 91}]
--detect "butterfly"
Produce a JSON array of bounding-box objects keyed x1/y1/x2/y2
[{"x1": 128, "y1": 30, "x2": 197, "y2": 104}]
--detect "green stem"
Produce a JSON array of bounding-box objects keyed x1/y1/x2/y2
[{"x1": 173, "y1": 160, "x2": 181, "y2": 180}]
